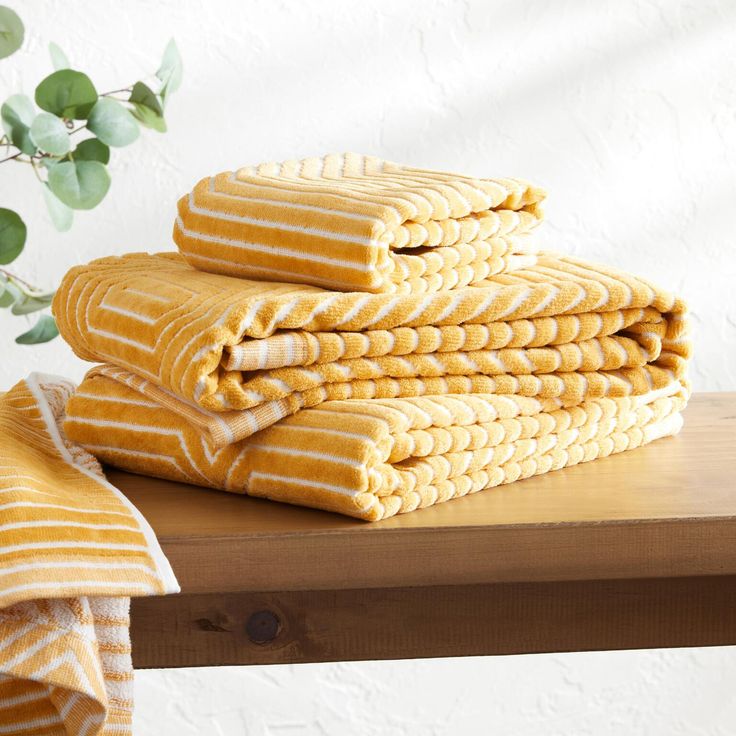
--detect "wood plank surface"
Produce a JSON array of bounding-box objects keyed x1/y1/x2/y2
[
  {"x1": 131, "y1": 575, "x2": 736, "y2": 668},
  {"x1": 112, "y1": 393, "x2": 736, "y2": 594}
]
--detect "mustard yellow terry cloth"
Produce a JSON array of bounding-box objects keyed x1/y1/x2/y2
[
  {"x1": 0, "y1": 374, "x2": 178, "y2": 735},
  {"x1": 173, "y1": 153, "x2": 545, "y2": 293},
  {"x1": 64, "y1": 372, "x2": 689, "y2": 521},
  {"x1": 53, "y1": 251, "x2": 690, "y2": 445}
]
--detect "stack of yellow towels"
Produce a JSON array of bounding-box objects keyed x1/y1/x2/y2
[{"x1": 53, "y1": 152, "x2": 690, "y2": 521}]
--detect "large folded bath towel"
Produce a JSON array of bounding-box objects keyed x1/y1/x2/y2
[
  {"x1": 173, "y1": 153, "x2": 545, "y2": 293},
  {"x1": 0, "y1": 374, "x2": 178, "y2": 734},
  {"x1": 64, "y1": 372, "x2": 688, "y2": 521},
  {"x1": 53, "y1": 251, "x2": 690, "y2": 445}
]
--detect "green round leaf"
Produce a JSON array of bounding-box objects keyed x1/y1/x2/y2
[
  {"x1": 29, "y1": 112, "x2": 70, "y2": 155},
  {"x1": 72, "y1": 137, "x2": 110, "y2": 163},
  {"x1": 156, "y1": 38, "x2": 182, "y2": 105},
  {"x1": 1, "y1": 93, "x2": 36, "y2": 155},
  {"x1": 47, "y1": 160, "x2": 110, "y2": 210},
  {"x1": 87, "y1": 98, "x2": 139, "y2": 147},
  {"x1": 0, "y1": 207, "x2": 26, "y2": 264},
  {"x1": 48, "y1": 41, "x2": 70, "y2": 70},
  {"x1": 42, "y1": 184, "x2": 73, "y2": 231},
  {"x1": 15, "y1": 314, "x2": 59, "y2": 344},
  {"x1": 35, "y1": 69, "x2": 98, "y2": 119},
  {"x1": 131, "y1": 103, "x2": 167, "y2": 133},
  {"x1": 130, "y1": 81, "x2": 163, "y2": 116},
  {"x1": 0, "y1": 6, "x2": 24, "y2": 60},
  {"x1": 11, "y1": 291, "x2": 53, "y2": 315},
  {"x1": 130, "y1": 81, "x2": 166, "y2": 132}
]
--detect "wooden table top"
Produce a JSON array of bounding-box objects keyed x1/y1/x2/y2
[{"x1": 111, "y1": 392, "x2": 736, "y2": 595}]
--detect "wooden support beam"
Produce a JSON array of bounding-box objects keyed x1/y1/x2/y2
[{"x1": 132, "y1": 575, "x2": 736, "y2": 668}]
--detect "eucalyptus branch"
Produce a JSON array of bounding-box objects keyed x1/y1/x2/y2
[{"x1": 0, "y1": 23, "x2": 181, "y2": 344}]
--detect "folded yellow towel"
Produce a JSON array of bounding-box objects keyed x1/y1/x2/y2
[
  {"x1": 0, "y1": 374, "x2": 178, "y2": 734},
  {"x1": 53, "y1": 251, "x2": 689, "y2": 444},
  {"x1": 64, "y1": 372, "x2": 689, "y2": 521},
  {"x1": 173, "y1": 153, "x2": 545, "y2": 293}
]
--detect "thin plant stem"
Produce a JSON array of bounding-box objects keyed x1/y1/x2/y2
[
  {"x1": 0, "y1": 267, "x2": 47, "y2": 293},
  {"x1": 0, "y1": 150, "x2": 22, "y2": 164},
  {"x1": 102, "y1": 86, "x2": 132, "y2": 97},
  {"x1": 29, "y1": 159, "x2": 44, "y2": 183}
]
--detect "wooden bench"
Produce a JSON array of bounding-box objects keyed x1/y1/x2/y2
[{"x1": 115, "y1": 393, "x2": 736, "y2": 668}]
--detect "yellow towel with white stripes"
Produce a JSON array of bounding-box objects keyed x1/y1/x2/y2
[
  {"x1": 53, "y1": 251, "x2": 690, "y2": 446},
  {"x1": 64, "y1": 371, "x2": 689, "y2": 521},
  {"x1": 173, "y1": 153, "x2": 545, "y2": 293},
  {"x1": 0, "y1": 374, "x2": 178, "y2": 734}
]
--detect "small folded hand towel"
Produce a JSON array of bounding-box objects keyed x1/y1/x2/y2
[{"x1": 174, "y1": 153, "x2": 545, "y2": 293}]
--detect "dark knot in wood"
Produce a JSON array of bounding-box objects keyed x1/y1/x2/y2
[{"x1": 246, "y1": 610, "x2": 281, "y2": 644}]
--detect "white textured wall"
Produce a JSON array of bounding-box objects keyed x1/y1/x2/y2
[{"x1": 3, "y1": 0, "x2": 735, "y2": 732}]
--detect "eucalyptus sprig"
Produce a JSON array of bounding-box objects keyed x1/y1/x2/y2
[{"x1": 0, "y1": 6, "x2": 182, "y2": 343}]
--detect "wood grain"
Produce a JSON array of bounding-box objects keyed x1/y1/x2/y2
[
  {"x1": 112, "y1": 393, "x2": 736, "y2": 593},
  {"x1": 131, "y1": 575, "x2": 736, "y2": 668}
]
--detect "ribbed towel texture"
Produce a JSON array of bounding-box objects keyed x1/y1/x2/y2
[
  {"x1": 0, "y1": 374, "x2": 178, "y2": 735},
  {"x1": 66, "y1": 373, "x2": 688, "y2": 521},
  {"x1": 55, "y1": 250, "x2": 689, "y2": 446},
  {"x1": 54, "y1": 153, "x2": 691, "y2": 521},
  {"x1": 174, "y1": 152, "x2": 545, "y2": 293}
]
